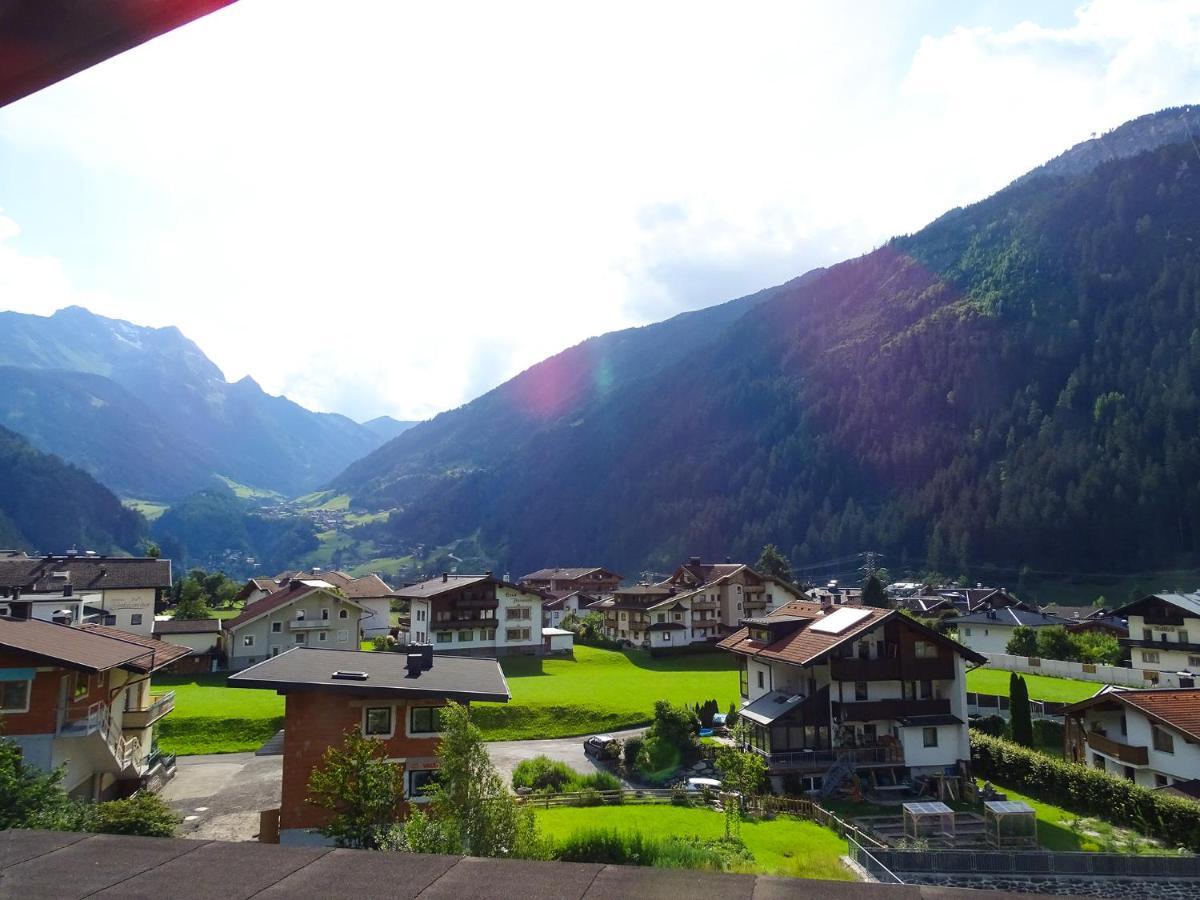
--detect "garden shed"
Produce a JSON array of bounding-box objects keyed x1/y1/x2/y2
[
  {"x1": 983, "y1": 800, "x2": 1038, "y2": 848},
  {"x1": 902, "y1": 801, "x2": 956, "y2": 845}
]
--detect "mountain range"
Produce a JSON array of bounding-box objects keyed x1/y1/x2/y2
[
  {"x1": 332, "y1": 104, "x2": 1200, "y2": 579},
  {"x1": 0, "y1": 307, "x2": 406, "y2": 500}
]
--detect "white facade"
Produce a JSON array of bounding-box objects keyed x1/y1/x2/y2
[
  {"x1": 225, "y1": 588, "x2": 364, "y2": 670},
  {"x1": 358, "y1": 597, "x2": 392, "y2": 637},
  {"x1": 410, "y1": 584, "x2": 543, "y2": 655},
  {"x1": 1073, "y1": 702, "x2": 1200, "y2": 789},
  {"x1": 1126, "y1": 612, "x2": 1200, "y2": 672},
  {"x1": 958, "y1": 623, "x2": 1019, "y2": 655}
]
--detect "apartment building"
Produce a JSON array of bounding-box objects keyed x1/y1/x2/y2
[
  {"x1": 223, "y1": 579, "x2": 370, "y2": 670},
  {"x1": 719, "y1": 601, "x2": 985, "y2": 793},
  {"x1": 1063, "y1": 687, "x2": 1200, "y2": 790},
  {"x1": 0, "y1": 552, "x2": 171, "y2": 636},
  {"x1": 519, "y1": 567, "x2": 622, "y2": 596},
  {"x1": 1111, "y1": 593, "x2": 1200, "y2": 674},
  {"x1": 0, "y1": 612, "x2": 188, "y2": 800},
  {"x1": 229, "y1": 646, "x2": 509, "y2": 845},
  {"x1": 397, "y1": 573, "x2": 545, "y2": 656}
]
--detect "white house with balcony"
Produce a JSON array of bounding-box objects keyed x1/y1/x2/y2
[
  {"x1": 1063, "y1": 686, "x2": 1200, "y2": 790},
  {"x1": 718, "y1": 601, "x2": 986, "y2": 793},
  {"x1": 1111, "y1": 593, "x2": 1200, "y2": 675},
  {"x1": 397, "y1": 573, "x2": 545, "y2": 656}
]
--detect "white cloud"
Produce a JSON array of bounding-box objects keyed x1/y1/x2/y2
[{"x1": 0, "y1": 0, "x2": 1197, "y2": 421}]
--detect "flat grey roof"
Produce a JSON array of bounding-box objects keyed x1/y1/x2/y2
[
  {"x1": 228, "y1": 647, "x2": 511, "y2": 702},
  {"x1": 0, "y1": 829, "x2": 1021, "y2": 898}
]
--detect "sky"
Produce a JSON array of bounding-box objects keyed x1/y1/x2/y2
[{"x1": 1, "y1": 0, "x2": 1199, "y2": 422}]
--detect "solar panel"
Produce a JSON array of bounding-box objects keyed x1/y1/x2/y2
[
  {"x1": 903, "y1": 801, "x2": 953, "y2": 815},
  {"x1": 984, "y1": 801, "x2": 1034, "y2": 815},
  {"x1": 810, "y1": 606, "x2": 872, "y2": 634}
]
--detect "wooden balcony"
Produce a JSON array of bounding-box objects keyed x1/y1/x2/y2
[
  {"x1": 1086, "y1": 731, "x2": 1149, "y2": 766},
  {"x1": 837, "y1": 698, "x2": 950, "y2": 722},
  {"x1": 1124, "y1": 638, "x2": 1200, "y2": 653},
  {"x1": 755, "y1": 745, "x2": 904, "y2": 772},
  {"x1": 830, "y1": 656, "x2": 955, "y2": 682},
  {"x1": 434, "y1": 617, "x2": 498, "y2": 629}
]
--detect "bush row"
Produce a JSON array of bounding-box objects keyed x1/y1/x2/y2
[
  {"x1": 512, "y1": 756, "x2": 622, "y2": 796},
  {"x1": 970, "y1": 732, "x2": 1200, "y2": 852},
  {"x1": 555, "y1": 828, "x2": 753, "y2": 870}
]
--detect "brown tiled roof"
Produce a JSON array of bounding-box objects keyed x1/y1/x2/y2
[
  {"x1": 717, "y1": 601, "x2": 987, "y2": 667},
  {"x1": 393, "y1": 575, "x2": 491, "y2": 600},
  {"x1": 520, "y1": 567, "x2": 622, "y2": 582},
  {"x1": 0, "y1": 554, "x2": 171, "y2": 591},
  {"x1": 77, "y1": 625, "x2": 191, "y2": 672},
  {"x1": 1065, "y1": 689, "x2": 1200, "y2": 743},
  {"x1": 0, "y1": 616, "x2": 154, "y2": 672},
  {"x1": 153, "y1": 618, "x2": 222, "y2": 635},
  {"x1": 670, "y1": 562, "x2": 749, "y2": 587},
  {"x1": 317, "y1": 571, "x2": 397, "y2": 599},
  {"x1": 226, "y1": 580, "x2": 365, "y2": 630}
]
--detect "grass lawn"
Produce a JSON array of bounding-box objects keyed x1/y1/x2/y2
[
  {"x1": 965, "y1": 667, "x2": 1101, "y2": 703},
  {"x1": 154, "y1": 673, "x2": 283, "y2": 755},
  {"x1": 533, "y1": 805, "x2": 851, "y2": 880},
  {"x1": 472, "y1": 645, "x2": 740, "y2": 740}
]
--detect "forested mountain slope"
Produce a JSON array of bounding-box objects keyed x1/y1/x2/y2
[
  {"x1": 331, "y1": 271, "x2": 824, "y2": 507},
  {"x1": 348, "y1": 123, "x2": 1200, "y2": 577},
  {"x1": 0, "y1": 425, "x2": 145, "y2": 553},
  {"x1": 0, "y1": 307, "x2": 393, "y2": 498}
]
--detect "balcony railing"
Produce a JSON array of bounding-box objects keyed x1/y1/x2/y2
[
  {"x1": 690, "y1": 599, "x2": 720, "y2": 611},
  {"x1": 830, "y1": 656, "x2": 956, "y2": 682},
  {"x1": 837, "y1": 698, "x2": 951, "y2": 721},
  {"x1": 754, "y1": 745, "x2": 904, "y2": 771},
  {"x1": 289, "y1": 619, "x2": 335, "y2": 631},
  {"x1": 122, "y1": 691, "x2": 175, "y2": 730},
  {"x1": 1086, "y1": 731, "x2": 1149, "y2": 765},
  {"x1": 1123, "y1": 637, "x2": 1200, "y2": 653}
]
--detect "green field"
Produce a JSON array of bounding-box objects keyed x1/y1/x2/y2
[
  {"x1": 156, "y1": 645, "x2": 738, "y2": 755},
  {"x1": 965, "y1": 667, "x2": 1101, "y2": 703},
  {"x1": 123, "y1": 498, "x2": 169, "y2": 521},
  {"x1": 533, "y1": 805, "x2": 851, "y2": 880}
]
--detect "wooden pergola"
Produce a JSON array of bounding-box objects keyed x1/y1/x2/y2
[
  {"x1": 902, "y1": 801, "x2": 955, "y2": 845},
  {"x1": 983, "y1": 800, "x2": 1038, "y2": 848}
]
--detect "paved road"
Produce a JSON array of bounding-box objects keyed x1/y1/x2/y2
[{"x1": 164, "y1": 729, "x2": 646, "y2": 842}]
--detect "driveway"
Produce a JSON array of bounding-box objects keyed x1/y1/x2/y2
[
  {"x1": 161, "y1": 752, "x2": 283, "y2": 842},
  {"x1": 162, "y1": 727, "x2": 646, "y2": 842}
]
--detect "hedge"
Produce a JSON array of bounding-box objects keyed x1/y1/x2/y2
[{"x1": 971, "y1": 732, "x2": 1200, "y2": 852}]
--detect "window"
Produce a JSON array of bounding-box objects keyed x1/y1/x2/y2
[
  {"x1": 1143, "y1": 628, "x2": 1152, "y2": 640},
  {"x1": 272, "y1": 622, "x2": 282, "y2": 633},
  {"x1": 1143, "y1": 650, "x2": 1160, "y2": 664},
  {"x1": 1093, "y1": 754, "x2": 1106, "y2": 771},
  {"x1": 318, "y1": 631, "x2": 327, "y2": 642},
  {"x1": 507, "y1": 607, "x2": 530, "y2": 620},
  {"x1": 483, "y1": 628, "x2": 496, "y2": 641},
  {"x1": 73, "y1": 673, "x2": 89, "y2": 700},
  {"x1": 506, "y1": 627, "x2": 531, "y2": 641},
  {"x1": 270, "y1": 647, "x2": 281, "y2": 657},
  {"x1": 663, "y1": 632, "x2": 671, "y2": 642},
  {"x1": 458, "y1": 630, "x2": 473, "y2": 642},
  {"x1": 1153, "y1": 726, "x2": 1175, "y2": 754},
  {"x1": 964, "y1": 627, "x2": 972, "y2": 637},
  {"x1": 130, "y1": 613, "x2": 143, "y2": 626},
  {"x1": 243, "y1": 635, "x2": 255, "y2": 647},
  {"x1": 363, "y1": 706, "x2": 393, "y2": 737},
  {"x1": 337, "y1": 629, "x2": 349, "y2": 642},
  {"x1": 436, "y1": 631, "x2": 452, "y2": 643},
  {"x1": 296, "y1": 610, "x2": 306, "y2": 621},
  {"x1": 321, "y1": 609, "x2": 330, "y2": 620},
  {"x1": 922, "y1": 727, "x2": 938, "y2": 748},
  {"x1": 914, "y1": 641, "x2": 935, "y2": 658},
  {"x1": 656, "y1": 613, "x2": 665, "y2": 623},
  {"x1": 919, "y1": 680, "x2": 933, "y2": 700},
  {"x1": 408, "y1": 769, "x2": 438, "y2": 801},
  {"x1": 1120, "y1": 714, "x2": 1127, "y2": 736},
  {"x1": 410, "y1": 706, "x2": 442, "y2": 734},
  {"x1": 1180, "y1": 629, "x2": 1189, "y2": 644},
  {"x1": 1189, "y1": 655, "x2": 1200, "y2": 667},
  {"x1": 857, "y1": 642, "x2": 869, "y2": 660},
  {"x1": 1156, "y1": 774, "x2": 1170, "y2": 787},
  {"x1": 295, "y1": 633, "x2": 306, "y2": 644},
  {"x1": 756, "y1": 670, "x2": 764, "y2": 689},
  {"x1": 339, "y1": 609, "x2": 349, "y2": 619},
  {"x1": 855, "y1": 682, "x2": 868, "y2": 701},
  {"x1": 416, "y1": 609, "x2": 426, "y2": 622},
  {"x1": 0, "y1": 678, "x2": 31, "y2": 713}
]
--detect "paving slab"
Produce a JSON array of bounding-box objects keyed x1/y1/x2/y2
[
  {"x1": 418, "y1": 856, "x2": 604, "y2": 900},
  {"x1": 257, "y1": 848, "x2": 460, "y2": 900}
]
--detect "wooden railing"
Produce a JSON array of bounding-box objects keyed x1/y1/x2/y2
[{"x1": 1086, "y1": 731, "x2": 1149, "y2": 765}]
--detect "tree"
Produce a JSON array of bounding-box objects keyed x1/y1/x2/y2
[
  {"x1": 715, "y1": 721, "x2": 767, "y2": 838},
  {"x1": 1034, "y1": 626, "x2": 1074, "y2": 662},
  {"x1": 755, "y1": 544, "x2": 792, "y2": 581},
  {"x1": 1009, "y1": 674, "x2": 1033, "y2": 747},
  {"x1": 0, "y1": 737, "x2": 74, "y2": 830},
  {"x1": 141, "y1": 540, "x2": 161, "y2": 559},
  {"x1": 1005, "y1": 626, "x2": 1038, "y2": 657},
  {"x1": 173, "y1": 579, "x2": 212, "y2": 620},
  {"x1": 1069, "y1": 630, "x2": 1123, "y2": 665},
  {"x1": 637, "y1": 700, "x2": 699, "y2": 780},
  {"x1": 403, "y1": 702, "x2": 547, "y2": 859},
  {"x1": 307, "y1": 727, "x2": 405, "y2": 849},
  {"x1": 861, "y1": 575, "x2": 888, "y2": 608}
]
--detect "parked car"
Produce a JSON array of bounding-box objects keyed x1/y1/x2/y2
[
  {"x1": 583, "y1": 734, "x2": 620, "y2": 759},
  {"x1": 686, "y1": 777, "x2": 722, "y2": 793}
]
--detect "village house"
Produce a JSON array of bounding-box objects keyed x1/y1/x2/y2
[
  {"x1": 0, "y1": 611, "x2": 188, "y2": 800},
  {"x1": 541, "y1": 590, "x2": 597, "y2": 628},
  {"x1": 519, "y1": 567, "x2": 622, "y2": 596},
  {"x1": 1063, "y1": 687, "x2": 1200, "y2": 790},
  {"x1": 1110, "y1": 593, "x2": 1200, "y2": 674},
  {"x1": 0, "y1": 552, "x2": 172, "y2": 636},
  {"x1": 719, "y1": 601, "x2": 985, "y2": 793},
  {"x1": 397, "y1": 573, "x2": 545, "y2": 656},
  {"x1": 229, "y1": 645, "x2": 509, "y2": 845},
  {"x1": 591, "y1": 583, "x2": 673, "y2": 646},
  {"x1": 234, "y1": 577, "x2": 282, "y2": 605},
  {"x1": 308, "y1": 571, "x2": 398, "y2": 638},
  {"x1": 151, "y1": 618, "x2": 223, "y2": 673},
  {"x1": 222, "y1": 579, "x2": 371, "y2": 670},
  {"x1": 951, "y1": 607, "x2": 1075, "y2": 655}
]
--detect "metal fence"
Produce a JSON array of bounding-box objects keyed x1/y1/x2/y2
[
  {"x1": 868, "y1": 848, "x2": 1200, "y2": 878},
  {"x1": 846, "y1": 836, "x2": 905, "y2": 884}
]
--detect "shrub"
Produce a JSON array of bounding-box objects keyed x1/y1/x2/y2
[
  {"x1": 87, "y1": 792, "x2": 182, "y2": 837},
  {"x1": 568, "y1": 770, "x2": 621, "y2": 793},
  {"x1": 670, "y1": 786, "x2": 692, "y2": 806},
  {"x1": 1032, "y1": 718, "x2": 1064, "y2": 748},
  {"x1": 512, "y1": 756, "x2": 575, "y2": 793},
  {"x1": 623, "y1": 736, "x2": 644, "y2": 769},
  {"x1": 573, "y1": 788, "x2": 604, "y2": 807},
  {"x1": 554, "y1": 828, "x2": 752, "y2": 871},
  {"x1": 971, "y1": 732, "x2": 1200, "y2": 852},
  {"x1": 971, "y1": 715, "x2": 1008, "y2": 738}
]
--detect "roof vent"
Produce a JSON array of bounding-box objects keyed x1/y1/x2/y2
[
  {"x1": 331, "y1": 670, "x2": 369, "y2": 681},
  {"x1": 442, "y1": 572, "x2": 449, "y2": 583},
  {"x1": 689, "y1": 556, "x2": 701, "y2": 565}
]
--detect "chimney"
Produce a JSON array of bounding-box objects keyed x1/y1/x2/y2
[
  {"x1": 406, "y1": 652, "x2": 424, "y2": 676},
  {"x1": 689, "y1": 556, "x2": 701, "y2": 566},
  {"x1": 63, "y1": 584, "x2": 73, "y2": 597},
  {"x1": 418, "y1": 643, "x2": 433, "y2": 671},
  {"x1": 485, "y1": 570, "x2": 493, "y2": 578},
  {"x1": 442, "y1": 572, "x2": 449, "y2": 583},
  {"x1": 8, "y1": 600, "x2": 31, "y2": 621}
]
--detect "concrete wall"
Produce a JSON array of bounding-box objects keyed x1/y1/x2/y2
[{"x1": 981, "y1": 652, "x2": 1193, "y2": 688}]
